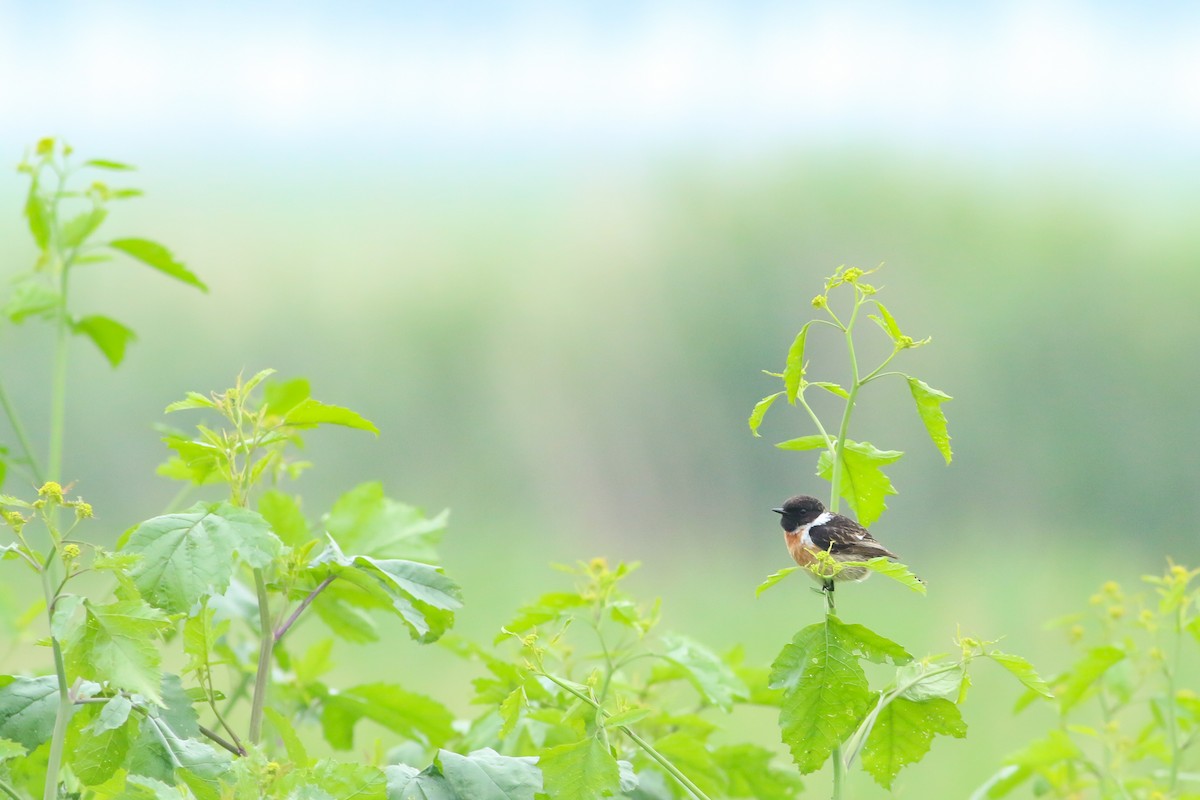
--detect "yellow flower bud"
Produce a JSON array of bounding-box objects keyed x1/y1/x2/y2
[{"x1": 38, "y1": 481, "x2": 64, "y2": 501}]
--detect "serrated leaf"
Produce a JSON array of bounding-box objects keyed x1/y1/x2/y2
[
  {"x1": 65, "y1": 599, "x2": 172, "y2": 704},
  {"x1": 92, "y1": 695, "x2": 134, "y2": 733},
  {"x1": 987, "y1": 651, "x2": 1053, "y2": 698},
  {"x1": 769, "y1": 619, "x2": 875, "y2": 773},
  {"x1": 603, "y1": 706, "x2": 651, "y2": 728},
  {"x1": 264, "y1": 377, "x2": 312, "y2": 417},
  {"x1": 498, "y1": 687, "x2": 527, "y2": 739},
  {"x1": 285, "y1": 398, "x2": 379, "y2": 434},
  {"x1": 321, "y1": 683, "x2": 455, "y2": 750},
  {"x1": 323, "y1": 482, "x2": 448, "y2": 562},
  {"x1": 436, "y1": 748, "x2": 542, "y2": 800},
  {"x1": 783, "y1": 323, "x2": 813, "y2": 403},
  {"x1": 870, "y1": 301, "x2": 903, "y2": 341},
  {"x1": 386, "y1": 764, "x2": 457, "y2": 800},
  {"x1": 749, "y1": 392, "x2": 784, "y2": 437},
  {"x1": 109, "y1": 237, "x2": 207, "y2": 291},
  {"x1": 0, "y1": 675, "x2": 59, "y2": 750},
  {"x1": 130, "y1": 714, "x2": 232, "y2": 793},
  {"x1": 836, "y1": 619, "x2": 913, "y2": 665},
  {"x1": 69, "y1": 703, "x2": 134, "y2": 786},
  {"x1": 713, "y1": 743, "x2": 805, "y2": 799},
  {"x1": 122, "y1": 502, "x2": 281, "y2": 614},
  {"x1": 775, "y1": 435, "x2": 830, "y2": 452},
  {"x1": 164, "y1": 391, "x2": 217, "y2": 412},
  {"x1": 835, "y1": 557, "x2": 926, "y2": 594},
  {"x1": 660, "y1": 633, "x2": 749, "y2": 711},
  {"x1": 1055, "y1": 646, "x2": 1124, "y2": 713},
  {"x1": 0, "y1": 737, "x2": 25, "y2": 760},
  {"x1": 816, "y1": 440, "x2": 902, "y2": 527},
  {"x1": 500, "y1": 591, "x2": 588, "y2": 640},
  {"x1": 895, "y1": 662, "x2": 965, "y2": 702},
  {"x1": 906, "y1": 376, "x2": 953, "y2": 464},
  {"x1": 259, "y1": 489, "x2": 312, "y2": 547},
  {"x1": 72, "y1": 315, "x2": 136, "y2": 367},
  {"x1": 862, "y1": 696, "x2": 966, "y2": 788},
  {"x1": 539, "y1": 736, "x2": 621, "y2": 799},
  {"x1": 62, "y1": 207, "x2": 108, "y2": 248},
  {"x1": 755, "y1": 567, "x2": 802, "y2": 597}
]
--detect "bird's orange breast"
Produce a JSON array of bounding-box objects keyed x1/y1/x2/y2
[{"x1": 785, "y1": 532, "x2": 818, "y2": 566}]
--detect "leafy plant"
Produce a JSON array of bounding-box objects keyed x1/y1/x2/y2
[
  {"x1": 976, "y1": 564, "x2": 1200, "y2": 799},
  {"x1": 752, "y1": 266, "x2": 1050, "y2": 797}
]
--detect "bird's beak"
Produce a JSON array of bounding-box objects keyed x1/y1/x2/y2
[{"x1": 772, "y1": 508, "x2": 784, "y2": 515}]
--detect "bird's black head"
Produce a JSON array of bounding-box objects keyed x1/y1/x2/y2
[{"x1": 772, "y1": 495, "x2": 825, "y2": 532}]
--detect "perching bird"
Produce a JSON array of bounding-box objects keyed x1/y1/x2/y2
[{"x1": 773, "y1": 495, "x2": 899, "y2": 587}]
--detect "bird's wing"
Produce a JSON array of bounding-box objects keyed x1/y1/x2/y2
[{"x1": 809, "y1": 518, "x2": 899, "y2": 560}]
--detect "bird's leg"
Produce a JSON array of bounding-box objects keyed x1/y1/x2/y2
[{"x1": 822, "y1": 579, "x2": 836, "y2": 612}]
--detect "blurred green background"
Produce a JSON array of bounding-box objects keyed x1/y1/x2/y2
[{"x1": 2, "y1": 2, "x2": 1199, "y2": 796}]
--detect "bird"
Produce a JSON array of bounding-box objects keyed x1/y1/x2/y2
[{"x1": 773, "y1": 495, "x2": 899, "y2": 588}]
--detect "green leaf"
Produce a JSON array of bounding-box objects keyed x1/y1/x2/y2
[
  {"x1": 182, "y1": 606, "x2": 229, "y2": 676},
  {"x1": 500, "y1": 591, "x2": 588, "y2": 639},
  {"x1": 659, "y1": 633, "x2": 749, "y2": 711},
  {"x1": 0, "y1": 737, "x2": 25, "y2": 760},
  {"x1": 755, "y1": 567, "x2": 802, "y2": 597},
  {"x1": 62, "y1": 207, "x2": 108, "y2": 248},
  {"x1": 1003, "y1": 729, "x2": 1080, "y2": 769},
  {"x1": 4, "y1": 279, "x2": 59, "y2": 322},
  {"x1": 775, "y1": 435, "x2": 830, "y2": 452},
  {"x1": 92, "y1": 695, "x2": 134, "y2": 733},
  {"x1": 264, "y1": 377, "x2": 312, "y2": 417},
  {"x1": 602, "y1": 707, "x2": 650, "y2": 728},
  {"x1": 862, "y1": 696, "x2": 966, "y2": 788},
  {"x1": 278, "y1": 760, "x2": 387, "y2": 800},
  {"x1": 895, "y1": 662, "x2": 965, "y2": 702},
  {"x1": 0, "y1": 675, "x2": 59, "y2": 750},
  {"x1": 259, "y1": 489, "x2": 313, "y2": 547},
  {"x1": 163, "y1": 391, "x2": 217, "y2": 413},
  {"x1": 906, "y1": 377, "x2": 953, "y2": 464},
  {"x1": 538, "y1": 736, "x2": 620, "y2": 799},
  {"x1": 748, "y1": 392, "x2": 784, "y2": 437},
  {"x1": 811, "y1": 381, "x2": 849, "y2": 399},
  {"x1": 72, "y1": 315, "x2": 136, "y2": 367},
  {"x1": 264, "y1": 708, "x2": 311, "y2": 768},
  {"x1": 320, "y1": 683, "x2": 455, "y2": 751},
  {"x1": 498, "y1": 687, "x2": 526, "y2": 739},
  {"x1": 24, "y1": 188, "x2": 50, "y2": 251},
  {"x1": 129, "y1": 714, "x2": 232, "y2": 796},
  {"x1": 109, "y1": 238, "x2": 208, "y2": 291},
  {"x1": 713, "y1": 743, "x2": 804, "y2": 799},
  {"x1": 386, "y1": 764, "x2": 456, "y2": 800},
  {"x1": 69, "y1": 703, "x2": 134, "y2": 786},
  {"x1": 816, "y1": 440, "x2": 902, "y2": 527},
  {"x1": 835, "y1": 619, "x2": 913, "y2": 665},
  {"x1": 122, "y1": 502, "x2": 281, "y2": 614},
  {"x1": 651, "y1": 732, "x2": 728, "y2": 798},
  {"x1": 324, "y1": 482, "x2": 448, "y2": 562},
  {"x1": 869, "y1": 301, "x2": 903, "y2": 341},
  {"x1": 436, "y1": 748, "x2": 542, "y2": 800},
  {"x1": 310, "y1": 540, "x2": 463, "y2": 643},
  {"x1": 835, "y1": 558, "x2": 926, "y2": 594},
  {"x1": 1055, "y1": 646, "x2": 1124, "y2": 713},
  {"x1": 987, "y1": 651, "x2": 1053, "y2": 699},
  {"x1": 783, "y1": 323, "x2": 813, "y2": 403},
  {"x1": 86, "y1": 159, "x2": 136, "y2": 171},
  {"x1": 65, "y1": 599, "x2": 172, "y2": 704},
  {"x1": 285, "y1": 398, "x2": 379, "y2": 435},
  {"x1": 769, "y1": 618, "x2": 876, "y2": 773}
]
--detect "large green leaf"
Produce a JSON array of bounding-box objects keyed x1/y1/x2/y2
[
  {"x1": 987, "y1": 651, "x2": 1053, "y2": 699},
  {"x1": 276, "y1": 759, "x2": 387, "y2": 800},
  {"x1": 258, "y1": 489, "x2": 313, "y2": 547},
  {"x1": 538, "y1": 736, "x2": 620, "y2": 799},
  {"x1": 769, "y1": 618, "x2": 876, "y2": 773},
  {"x1": 324, "y1": 482, "x2": 448, "y2": 563},
  {"x1": 65, "y1": 599, "x2": 172, "y2": 704},
  {"x1": 436, "y1": 748, "x2": 541, "y2": 800},
  {"x1": 309, "y1": 539, "x2": 462, "y2": 642},
  {"x1": 68, "y1": 703, "x2": 134, "y2": 786},
  {"x1": 108, "y1": 238, "x2": 207, "y2": 291},
  {"x1": 861, "y1": 696, "x2": 966, "y2": 788},
  {"x1": 817, "y1": 440, "x2": 902, "y2": 526},
  {"x1": 0, "y1": 676, "x2": 59, "y2": 750},
  {"x1": 284, "y1": 398, "x2": 379, "y2": 434},
  {"x1": 659, "y1": 633, "x2": 749, "y2": 711},
  {"x1": 320, "y1": 682, "x2": 455, "y2": 751},
  {"x1": 748, "y1": 391, "x2": 784, "y2": 437},
  {"x1": 386, "y1": 764, "x2": 457, "y2": 800},
  {"x1": 122, "y1": 502, "x2": 281, "y2": 614},
  {"x1": 905, "y1": 376, "x2": 953, "y2": 464}
]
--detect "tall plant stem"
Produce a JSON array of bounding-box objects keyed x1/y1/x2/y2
[
  {"x1": 40, "y1": 568, "x2": 71, "y2": 800},
  {"x1": 828, "y1": 290, "x2": 865, "y2": 515},
  {"x1": 248, "y1": 567, "x2": 273, "y2": 744},
  {"x1": 824, "y1": 586, "x2": 845, "y2": 800}
]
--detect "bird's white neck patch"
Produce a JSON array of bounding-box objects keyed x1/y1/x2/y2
[{"x1": 811, "y1": 511, "x2": 833, "y2": 527}]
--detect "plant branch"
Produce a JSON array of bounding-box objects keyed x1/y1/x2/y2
[
  {"x1": 540, "y1": 670, "x2": 712, "y2": 800},
  {"x1": 248, "y1": 567, "x2": 273, "y2": 744},
  {"x1": 199, "y1": 723, "x2": 245, "y2": 756},
  {"x1": 275, "y1": 575, "x2": 335, "y2": 643}
]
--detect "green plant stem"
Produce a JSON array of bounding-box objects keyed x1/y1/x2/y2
[
  {"x1": 0, "y1": 378, "x2": 44, "y2": 485},
  {"x1": 822, "y1": 587, "x2": 844, "y2": 800},
  {"x1": 248, "y1": 567, "x2": 273, "y2": 744},
  {"x1": 828, "y1": 290, "x2": 865, "y2": 514},
  {"x1": 540, "y1": 671, "x2": 712, "y2": 800},
  {"x1": 0, "y1": 778, "x2": 20, "y2": 800},
  {"x1": 39, "y1": 569, "x2": 72, "y2": 800}
]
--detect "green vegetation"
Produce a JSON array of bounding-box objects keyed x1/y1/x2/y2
[{"x1": 0, "y1": 141, "x2": 1194, "y2": 799}]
